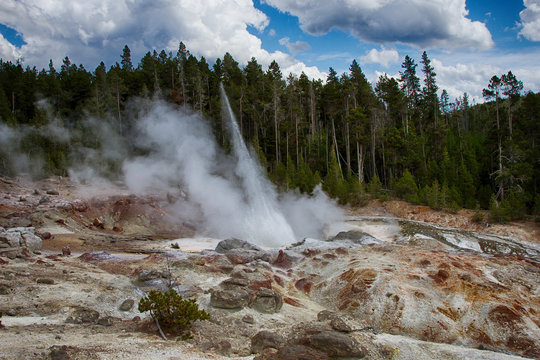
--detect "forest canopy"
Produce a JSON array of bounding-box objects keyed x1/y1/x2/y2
[{"x1": 0, "y1": 44, "x2": 538, "y2": 221}]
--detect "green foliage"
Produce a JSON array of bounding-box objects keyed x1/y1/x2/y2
[
  {"x1": 394, "y1": 169, "x2": 418, "y2": 202},
  {"x1": 138, "y1": 289, "x2": 210, "y2": 340},
  {"x1": 323, "y1": 149, "x2": 348, "y2": 203},
  {"x1": 367, "y1": 174, "x2": 383, "y2": 197},
  {"x1": 489, "y1": 190, "x2": 528, "y2": 223},
  {"x1": 347, "y1": 176, "x2": 368, "y2": 206}
]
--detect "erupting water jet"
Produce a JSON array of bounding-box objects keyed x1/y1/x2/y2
[{"x1": 220, "y1": 84, "x2": 296, "y2": 247}]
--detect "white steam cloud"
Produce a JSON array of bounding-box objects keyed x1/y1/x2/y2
[
  {"x1": 1, "y1": 96, "x2": 343, "y2": 247},
  {"x1": 122, "y1": 98, "x2": 343, "y2": 247}
]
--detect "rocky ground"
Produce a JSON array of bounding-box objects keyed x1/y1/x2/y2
[{"x1": 1, "y1": 176, "x2": 539, "y2": 360}]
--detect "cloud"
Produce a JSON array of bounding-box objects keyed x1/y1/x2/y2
[
  {"x1": 519, "y1": 0, "x2": 540, "y2": 41},
  {"x1": 0, "y1": 0, "x2": 324, "y2": 80},
  {"x1": 279, "y1": 36, "x2": 311, "y2": 54},
  {"x1": 431, "y1": 59, "x2": 500, "y2": 103},
  {"x1": 431, "y1": 52, "x2": 540, "y2": 103},
  {"x1": 360, "y1": 46, "x2": 399, "y2": 67},
  {"x1": 263, "y1": 0, "x2": 493, "y2": 50},
  {"x1": 0, "y1": 34, "x2": 21, "y2": 62}
]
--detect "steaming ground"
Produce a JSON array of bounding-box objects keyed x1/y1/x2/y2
[
  {"x1": 1, "y1": 94, "x2": 341, "y2": 247},
  {"x1": 70, "y1": 97, "x2": 342, "y2": 247}
]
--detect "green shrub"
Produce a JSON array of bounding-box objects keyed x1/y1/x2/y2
[
  {"x1": 138, "y1": 289, "x2": 210, "y2": 340},
  {"x1": 394, "y1": 169, "x2": 418, "y2": 202},
  {"x1": 367, "y1": 174, "x2": 383, "y2": 197},
  {"x1": 489, "y1": 190, "x2": 527, "y2": 223},
  {"x1": 471, "y1": 210, "x2": 485, "y2": 224}
]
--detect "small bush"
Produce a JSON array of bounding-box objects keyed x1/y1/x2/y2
[
  {"x1": 471, "y1": 210, "x2": 485, "y2": 224},
  {"x1": 367, "y1": 174, "x2": 383, "y2": 197},
  {"x1": 488, "y1": 190, "x2": 527, "y2": 223},
  {"x1": 138, "y1": 289, "x2": 210, "y2": 340},
  {"x1": 394, "y1": 169, "x2": 418, "y2": 202}
]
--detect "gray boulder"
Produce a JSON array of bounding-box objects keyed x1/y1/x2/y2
[
  {"x1": 304, "y1": 330, "x2": 366, "y2": 358},
  {"x1": 251, "y1": 330, "x2": 286, "y2": 353},
  {"x1": 0, "y1": 227, "x2": 42, "y2": 255},
  {"x1": 215, "y1": 238, "x2": 262, "y2": 253},
  {"x1": 329, "y1": 230, "x2": 381, "y2": 245},
  {"x1": 210, "y1": 288, "x2": 250, "y2": 309},
  {"x1": 250, "y1": 288, "x2": 283, "y2": 313}
]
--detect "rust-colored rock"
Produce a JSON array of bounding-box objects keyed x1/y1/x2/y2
[
  {"x1": 294, "y1": 278, "x2": 313, "y2": 294},
  {"x1": 272, "y1": 250, "x2": 292, "y2": 269}
]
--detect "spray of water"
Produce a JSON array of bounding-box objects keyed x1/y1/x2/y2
[{"x1": 220, "y1": 84, "x2": 296, "y2": 247}]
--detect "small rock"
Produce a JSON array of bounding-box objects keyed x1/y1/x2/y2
[
  {"x1": 112, "y1": 226, "x2": 123, "y2": 232},
  {"x1": 137, "y1": 269, "x2": 164, "y2": 282},
  {"x1": 330, "y1": 317, "x2": 353, "y2": 333},
  {"x1": 294, "y1": 278, "x2": 313, "y2": 294},
  {"x1": 37, "y1": 278, "x2": 55, "y2": 285},
  {"x1": 62, "y1": 246, "x2": 71, "y2": 256},
  {"x1": 72, "y1": 200, "x2": 88, "y2": 212},
  {"x1": 65, "y1": 308, "x2": 100, "y2": 324},
  {"x1": 38, "y1": 196, "x2": 50, "y2": 204},
  {"x1": 55, "y1": 219, "x2": 66, "y2": 225},
  {"x1": 210, "y1": 289, "x2": 250, "y2": 309},
  {"x1": 119, "y1": 299, "x2": 135, "y2": 311},
  {"x1": 92, "y1": 218, "x2": 104, "y2": 229},
  {"x1": 49, "y1": 345, "x2": 70, "y2": 360},
  {"x1": 250, "y1": 288, "x2": 283, "y2": 314},
  {"x1": 55, "y1": 202, "x2": 73, "y2": 211},
  {"x1": 215, "y1": 238, "x2": 262, "y2": 253},
  {"x1": 317, "y1": 310, "x2": 338, "y2": 322},
  {"x1": 97, "y1": 316, "x2": 114, "y2": 326},
  {"x1": 40, "y1": 232, "x2": 52, "y2": 240},
  {"x1": 242, "y1": 314, "x2": 255, "y2": 324},
  {"x1": 251, "y1": 330, "x2": 286, "y2": 353},
  {"x1": 271, "y1": 250, "x2": 293, "y2": 269},
  {"x1": 46, "y1": 190, "x2": 59, "y2": 195},
  {"x1": 33, "y1": 189, "x2": 40, "y2": 195}
]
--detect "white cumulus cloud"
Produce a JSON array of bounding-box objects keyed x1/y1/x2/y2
[
  {"x1": 0, "y1": 34, "x2": 21, "y2": 62},
  {"x1": 263, "y1": 0, "x2": 493, "y2": 50},
  {"x1": 0, "y1": 0, "x2": 324, "y2": 79},
  {"x1": 519, "y1": 0, "x2": 540, "y2": 41},
  {"x1": 361, "y1": 46, "x2": 399, "y2": 67}
]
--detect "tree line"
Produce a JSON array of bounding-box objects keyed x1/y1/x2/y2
[{"x1": 0, "y1": 43, "x2": 538, "y2": 221}]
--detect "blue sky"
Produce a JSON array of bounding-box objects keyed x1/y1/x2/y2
[{"x1": 1, "y1": 0, "x2": 539, "y2": 102}]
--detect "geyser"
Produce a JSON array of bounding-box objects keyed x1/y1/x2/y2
[
  {"x1": 114, "y1": 96, "x2": 343, "y2": 248},
  {"x1": 220, "y1": 84, "x2": 296, "y2": 247}
]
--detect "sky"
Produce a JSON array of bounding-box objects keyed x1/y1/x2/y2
[{"x1": 0, "y1": 0, "x2": 539, "y2": 103}]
